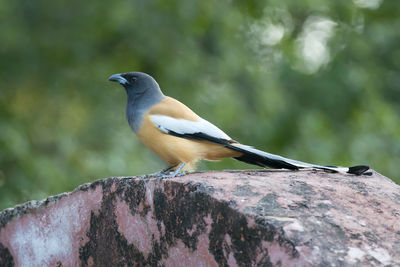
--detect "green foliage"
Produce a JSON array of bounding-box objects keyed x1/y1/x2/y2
[{"x1": 1, "y1": 0, "x2": 399, "y2": 209}]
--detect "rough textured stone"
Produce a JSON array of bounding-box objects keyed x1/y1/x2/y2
[{"x1": 0, "y1": 169, "x2": 399, "y2": 266}]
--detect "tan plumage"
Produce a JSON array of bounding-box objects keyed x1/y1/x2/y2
[{"x1": 137, "y1": 97, "x2": 241, "y2": 171}]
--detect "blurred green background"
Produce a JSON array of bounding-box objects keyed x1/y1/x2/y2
[{"x1": 1, "y1": 0, "x2": 399, "y2": 210}]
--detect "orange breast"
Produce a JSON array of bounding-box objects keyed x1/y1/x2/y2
[
  {"x1": 136, "y1": 113, "x2": 241, "y2": 171},
  {"x1": 135, "y1": 96, "x2": 242, "y2": 171}
]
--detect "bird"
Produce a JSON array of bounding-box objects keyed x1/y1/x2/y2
[{"x1": 108, "y1": 71, "x2": 370, "y2": 177}]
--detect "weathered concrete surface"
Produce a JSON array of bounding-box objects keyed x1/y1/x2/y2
[{"x1": 0, "y1": 169, "x2": 399, "y2": 266}]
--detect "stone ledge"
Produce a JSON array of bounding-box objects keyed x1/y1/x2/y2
[{"x1": 1, "y1": 169, "x2": 399, "y2": 266}]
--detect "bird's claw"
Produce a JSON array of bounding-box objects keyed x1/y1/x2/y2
[{"x1": 157, "y1": 170, "x2": 188, "y2": 180}]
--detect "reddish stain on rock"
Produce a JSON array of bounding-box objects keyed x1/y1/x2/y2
[
  {"x1": 163, "y1": 236, "x2": 218, "y2": 267},
  {"x1": 116, "y1": 197, "x2": 160, "y2": 255},
  {"x1": 0, "y1": 170, "x2": 399, "y2": 266},
  {"x1": 0, "y1": 184, "x2": 102, "y2": 266}
]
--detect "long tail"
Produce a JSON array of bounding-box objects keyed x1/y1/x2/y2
[
  {"x1": 164, "y1": 129, "x2": 369, "y2": 175},
  {"x1": 227, "y1": 143, "x2": 369, "y2": 175}
]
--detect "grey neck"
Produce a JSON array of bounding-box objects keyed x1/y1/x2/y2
[{"x1": 125, "y1": 88, "x2": 165, "y2": 132}]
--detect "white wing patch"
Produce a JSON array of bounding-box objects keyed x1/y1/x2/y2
[{"x1": 150, "y1": 115, "x2": 231, "y2": 140}]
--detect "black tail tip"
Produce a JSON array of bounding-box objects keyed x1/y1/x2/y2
[{"x1": 347, "y1": 165, "x2": 370, "y2": 175}]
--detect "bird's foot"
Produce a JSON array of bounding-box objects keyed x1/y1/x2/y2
[
  {"x1": 157, "y1": 170, "x2": 188, "y2": 180},
  {"x1": 147, "y1": 166, "x2": 175, "y2": 178},
  {"x1": 146, "y1": 163, "x2": 188, "y2": 180},
  {"x1": 156, "y1": 163, "x2": 187, "y2": 180}
]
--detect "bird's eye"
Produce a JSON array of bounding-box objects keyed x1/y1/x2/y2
[{"x1": 131, "y1": 77, "x2": 137, "y2": 82}]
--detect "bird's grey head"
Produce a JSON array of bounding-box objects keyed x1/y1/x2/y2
[
  {"x1": 108, "y1": 71, "x2": 165, "y2": 132},
  {"x1": 108, "y1": 71, "x2": 163, "y2": 97}
]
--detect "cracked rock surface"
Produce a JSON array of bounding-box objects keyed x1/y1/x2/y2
[{"x1": 1, "y1": 169, "x2": 399, "y2": 266}]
